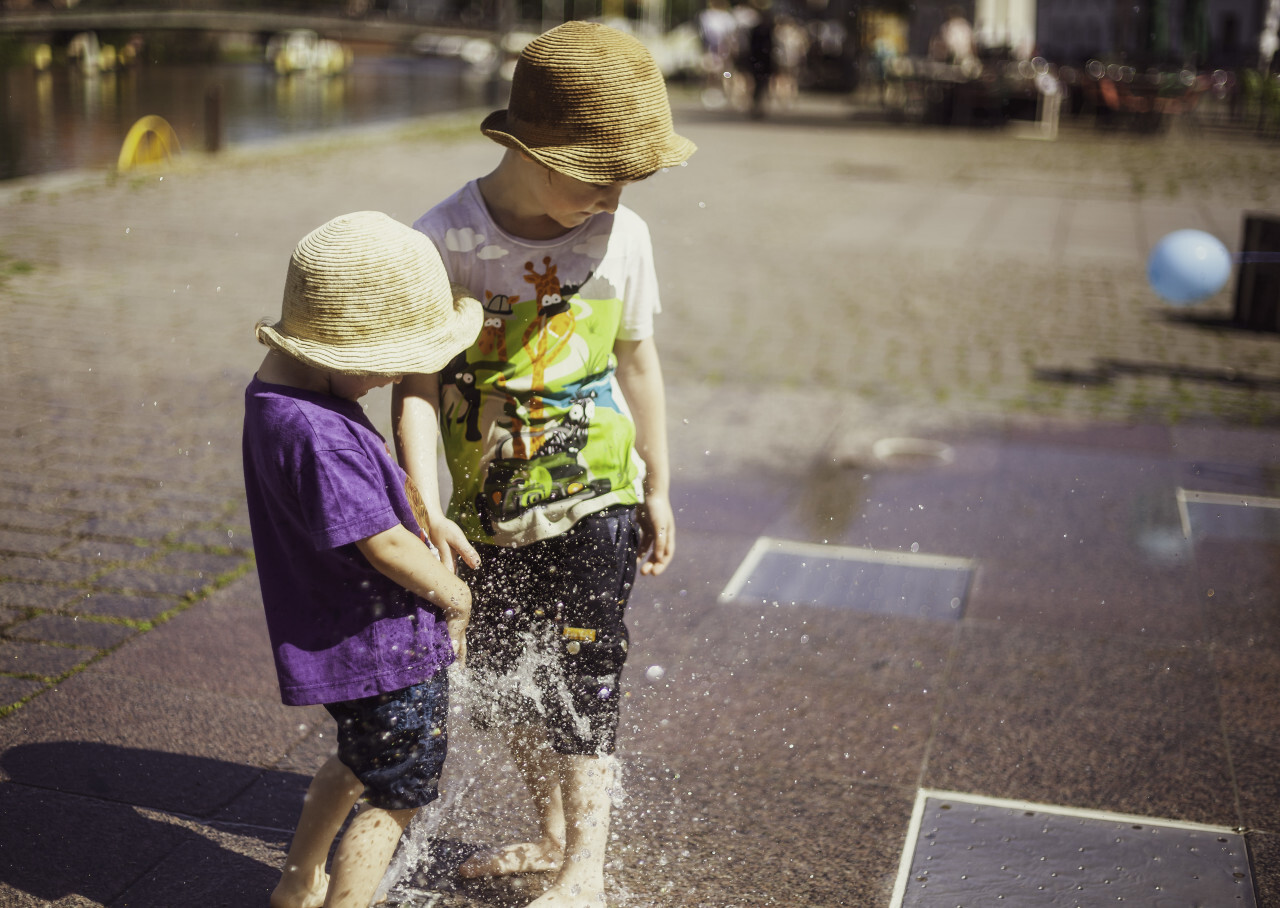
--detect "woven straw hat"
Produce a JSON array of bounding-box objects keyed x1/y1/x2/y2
[
  {"x1": 257, "y1": 211, "x2": 483, "y2": 375},
  {"x1": 481, "y1": 21, "x2": 696, "y2": 184}
]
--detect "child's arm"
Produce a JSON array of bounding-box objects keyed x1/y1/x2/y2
[
  {"x1": 614, "y1": 336, "x2": 675, "y2": 576},
  {"x1": 392, "y1": 373, "x2": 481, "y2": 574},
  {"x1": 355, "y1": 524, "x2": 472, "y2": 662}
]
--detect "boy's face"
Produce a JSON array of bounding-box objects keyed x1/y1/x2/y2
[
  {"x1": 330, "y1": 373, "x2": 401, "y2": 401},
  {"x1": 536, "y1": 168, "x2": 632, "y2": 230}
]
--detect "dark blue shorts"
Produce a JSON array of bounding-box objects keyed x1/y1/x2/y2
[
  {"x1": 324, "y1": 670, "x2": 449, "y2": 810},
  {"x1": 462, "y1": 506, "x2": 639, "y2": 755}
]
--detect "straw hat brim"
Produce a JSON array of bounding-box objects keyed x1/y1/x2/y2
[
  {"x1": 482, "y1": 109, "x2": 697, "y2": 184},
  {"x1": 257, "y1": 283, "x2": 483, "y2": 376}
]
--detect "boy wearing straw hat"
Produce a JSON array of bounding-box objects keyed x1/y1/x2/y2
[
  {"x1": 243, "y1": 211, "x2": 483, "y2": 908},
  {"x1": 394, "y1": 20, "x2": 694, "y2": 908}
]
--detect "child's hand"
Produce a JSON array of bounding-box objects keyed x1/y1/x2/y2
[
  {"x1": 446, "y1": 611, "x2": 469, "y2": 666},
  {"x1": 637, "y1": 493, "x2": 675, "y2": 576},
  {"x1": 427, "y1": 517, "x2": 481, "y2": 574}
]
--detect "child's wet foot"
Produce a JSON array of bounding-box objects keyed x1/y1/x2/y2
[
  {"x1": 458, "y1": 840, "x2": 565, "y2": 877},
  {"x1": 269, "y1": 865, "x2": 329, "y2": 908}
]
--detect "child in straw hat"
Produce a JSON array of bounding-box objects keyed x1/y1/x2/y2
[
  {"x1": 243, "y1": 211, "x2": 483, "y2": 908},
  {"x1": 394, "y1": 20, "x2": 694, "y2": 908}
]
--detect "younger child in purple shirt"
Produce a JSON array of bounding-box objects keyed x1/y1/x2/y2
[{"x1": 242, "y1": 210, "x2": 482, "y2": 908}]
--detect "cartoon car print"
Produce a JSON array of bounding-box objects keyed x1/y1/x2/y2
[{"x1": 479, "y1": 451, "x2": 612, "y2": 525}]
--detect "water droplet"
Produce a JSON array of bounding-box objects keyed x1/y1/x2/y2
[
  {"x1": 910, "y1": 542, "x2": 920, "y2": 553},
  {"x1": 645, "y1": 665, "x2": 665, "y2": 682}
]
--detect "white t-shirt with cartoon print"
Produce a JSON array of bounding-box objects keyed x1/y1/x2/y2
[{"x1": 414, "y1": 180, "x2": 660, "y2": 547}]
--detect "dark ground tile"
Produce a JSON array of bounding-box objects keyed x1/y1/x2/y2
[
  {"x1": 0, "y1": 674, "x2": 304, "y2": 816},
  {"x1": 675, "y1": 464, "x2": 858, "y2": 540},
  {"x1": 90, "y1": 567, "x2": 209, "y2": 597},
  {"x1": 676, "y1": 603, "x2": 957, "y2": 684},
  {"x1": 0, "y1": 677, "x2": 45, "y2": 710},
  {"x1": 171, "y1": 525, "x2": 254, "y2": 551},
  {"x1": 1227, "y1": 731, "x2": 1280, "y2": 834},
  {"x1": 1170, "y1": 424, "x2": 1280, "y2": 467},
  {"x1": 964, "y1": 557, "x2": 1205, "y2": 640},
  {"x1": 607, "y1": 755, "x2": 915, "y2": 908},
  {"x1": 946, "y1": 622, "x2": 1219, "y2": 720},
  {"x1": 210, "y1": 766, "x2": 315, "y2": 831},
  {"x1": 622, "y1": 531, "x2": 760, "y2": 655},
  {"x1": 74, "y1": 516, "x2": 161, "y2": 540},
  {"x1": 0, "y1": 606, "x2": 25, "y2": 628},
  {"x1": 926, "y1": 703, "x2": 1237, "y2": 827},
  {"x1": 0, "y1": 483, "x2": 61, "y2": 509},
  {"x1": 0, "y1": 529, "x2": 66, "y2": 557},
  {"x1": 0, "y1": 555, "x2": 97, "y2": 584},
  {"x1": 70, "y1": 591, "x2": 179, "y2": 621},
  {"x1": 0, "y1": 641, "x2": 93, "y2": 679},
  {"x1": 1198, "y1": 539, "x2": 1280, "y2": 651},
  {"x1": 1001, "y1": 421, "x2": 1175, "y2": 455},
  {"x1": 624, "y1": 656, "x2": 937, "y2": 788},
  {"x1": 86, "y1": 576, "x2": 279, "y2": 701},
  {"x1": 1213, "y1": 646, "x2": 1280, "y2": 741},
  {"x1": 5, "y1": 615, "x2": 135, "y2": 650},
  {"x1": 264, "y1": 715, "x2": 338, "y2": 776},
  {"x1": 0, "y1": 580, "x2": 82, "y2": 610},
  {"x1": 1250, "y1": 830, "x2": 1280, "y2": 908},
  {"x1": 0, "y1": 507, "x2": 79, "y2": 534},
  {"x1": 104, "y1": 817, "x2": 286, "y2": 908},
  {"x1": 56, "y1": 538, "x2": 155, "y2": 564},
  {"x1": 149, "y1": 549, "x2": 250, "y2": 579},
  {"x1": 0, "y1": 783, "x2": 191, "y2": 907}
]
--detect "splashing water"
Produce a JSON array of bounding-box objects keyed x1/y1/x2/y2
[{"x1": 377, "y1": 633, "x2": 631, "y2": 901}]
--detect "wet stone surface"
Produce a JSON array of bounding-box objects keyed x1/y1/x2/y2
[{"x1": 0, "y1": 94, "x2": 1278, "y2": 906}]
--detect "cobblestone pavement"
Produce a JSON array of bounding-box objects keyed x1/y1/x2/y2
[{"x1": 1, "y1": 94, "x2": 1278, "y2": 906}]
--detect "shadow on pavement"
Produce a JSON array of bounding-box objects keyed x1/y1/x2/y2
[{"x1": 0, "y1": 741, "x2": 299, "y2": 906}]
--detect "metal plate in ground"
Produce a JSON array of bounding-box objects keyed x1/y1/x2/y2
[
  {"x1": 1178, "y1": 489, "x2": 1280, "y2": 543},
  {"x1": 719, "y1": 537, "x2": 971, "y2": 621},
  {"x1": 891, "y1": 790, "x2": 1256, "y2": 907}
]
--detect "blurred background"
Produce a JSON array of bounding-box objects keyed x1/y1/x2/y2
[{"x1": 2, "y1": 0, "x2": 1278, "y2": 181}]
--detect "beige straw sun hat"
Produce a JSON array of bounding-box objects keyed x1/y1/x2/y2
[
  {"x1": 481, "y1": 20, "x2": 696, "y2": 184},
  {"x1": 257, "y1": 211, "x2": 483, "y2": 375}
]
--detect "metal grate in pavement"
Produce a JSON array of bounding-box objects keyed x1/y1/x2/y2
[
  {"x1": 891, "y1": 790, "x2": 1256, "y2": 907},
  {"x1": 1177, "y1": 488, "x2": 1280, "y2": 543},
  {"x1": 718, "y1": 537, "x2": 972, "y2": 621}
]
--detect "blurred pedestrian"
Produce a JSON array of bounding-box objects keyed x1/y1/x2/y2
[
  {"x1": 937, "y1": 5, "x2": 976, "y2": 66},
  {"x1": 744, "y1": 0, "x2": 777, "y2": 117},
  {"x1": 773, "y1": 14, "x2": 809, "y2": 108}
]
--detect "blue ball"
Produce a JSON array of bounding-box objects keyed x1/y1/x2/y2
[{"x1": 1146, "y1": 229, "x2": 1232, "y2": 305}]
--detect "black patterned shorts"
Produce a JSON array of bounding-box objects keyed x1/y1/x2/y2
[
  {"x1": 324, "y1": 670, "x2": 449, "y2": 810},
  {"x1": 462, "y1": 506, "x2": 639, "y2": 755}
]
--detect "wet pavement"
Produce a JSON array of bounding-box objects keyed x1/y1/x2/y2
[{"x1": 1, "y1": 91, "x2": 1279, "y2": 906}]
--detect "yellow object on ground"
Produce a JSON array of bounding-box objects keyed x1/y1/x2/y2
[{"x1": 117, "y1": 116, "x2": 181, "y2": 172}]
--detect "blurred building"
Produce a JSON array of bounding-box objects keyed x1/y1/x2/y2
[{"x1": 898, "y1": 0, "x2": 1264, "y2": 68}]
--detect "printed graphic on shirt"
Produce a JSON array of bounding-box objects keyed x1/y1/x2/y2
[{"x1": 438, "y1": 254, "x2": 640, "y2": 545}]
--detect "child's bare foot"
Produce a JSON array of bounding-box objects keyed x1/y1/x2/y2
[
  {"x1": 526, "y1": 880, "x2": 606, "y2": 907},
  {"x1": 269, "y1": 864, "x2": 329, "y2": 908},
  {"x1": 458, "y1": 839, "x2": 565, "y2": 878}
]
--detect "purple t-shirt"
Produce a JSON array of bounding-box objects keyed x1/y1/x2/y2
[{"x1": 242, "y1": 377, "x2": 453, "y2": 706}]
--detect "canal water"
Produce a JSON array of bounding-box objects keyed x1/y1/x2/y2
[{"x1": 0, "y1": 55, "x2": 490, "y2": 182}]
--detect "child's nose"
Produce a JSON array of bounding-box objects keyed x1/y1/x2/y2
[{"x1": 596, "y1": 184, "x2": 625, "y2": 213}]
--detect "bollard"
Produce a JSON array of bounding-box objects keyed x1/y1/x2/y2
[
  {"x1": 204, "y1": 85, "x2": 223, "y2": 154},
  {"x1": 1233, "y1": 213, "x2": 1280, "y2": 332}
]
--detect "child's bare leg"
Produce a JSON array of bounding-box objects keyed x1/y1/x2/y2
[
  {"x1": 324, "y1": 805, "x2": 418, "y2": 908},
  {"x1": 527, "y1": 754, "x2": 613, "y2": 907},
  {"x1": 459, "y1": 724, "x2": 567, "y2": 877},
  {"x1": 271, "y1": 755, "x2": 364, "y2": 908}
]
